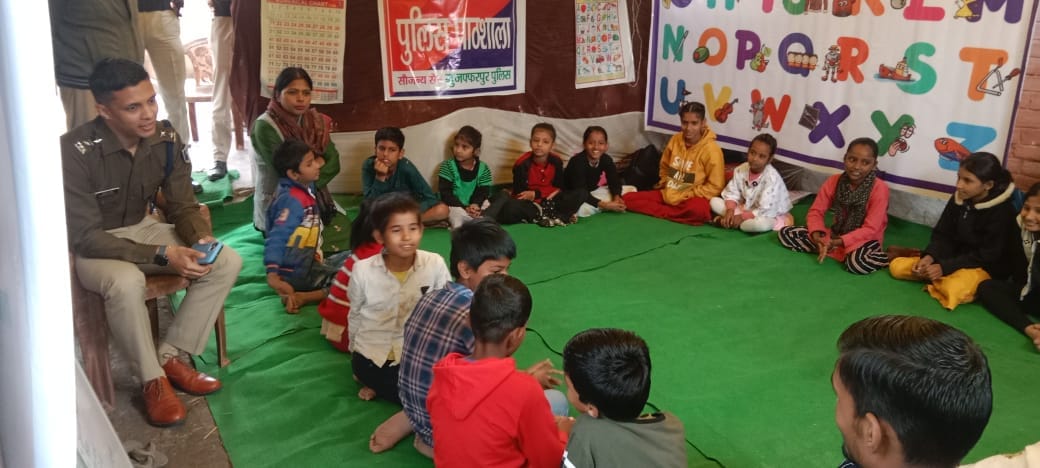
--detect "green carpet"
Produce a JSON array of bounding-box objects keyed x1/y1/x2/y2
[
  {"x1": 193, "y1": 198, "x2": 1040, "y2": 467},
  {"x1": 191, "y1": 170, "x2": 240, "y2": 206}
]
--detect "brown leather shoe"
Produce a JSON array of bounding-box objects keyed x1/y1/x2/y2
[
  {"x1": 142, "y1": 377, "x2": 186, "y2": 427},
  {"x1": 162, "y1": 357, "x2": 223, "y2": 396}
]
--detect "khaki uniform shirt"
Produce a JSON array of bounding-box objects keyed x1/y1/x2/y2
[{"x1": 61, "y1": 117, "x2": 208, "y2": 263}]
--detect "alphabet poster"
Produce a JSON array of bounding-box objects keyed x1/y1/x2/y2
[
  {"x1": 575, "y1": 0, "x2": 636, "y2": 88},
  {"x1": 645, "y1": 0, "x2": 1037, "y2": 193}
]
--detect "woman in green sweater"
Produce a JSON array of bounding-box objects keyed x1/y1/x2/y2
[{"x1": 251, "y1": 67, "x2": 343, "y2": 249}]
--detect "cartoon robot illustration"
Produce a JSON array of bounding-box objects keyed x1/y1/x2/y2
[
  {"x1": 821, "y1": 45, "x2": 841, "y2": 82},
  {"x1": 750, "y1": 45, "x2": 771, "y2": 72},
  {"x1": 887, "y1": 122, "x2": 916, "y2": 156},
  {"x1": 750, "y1": 100, "x2": 767, "y2": 131}
]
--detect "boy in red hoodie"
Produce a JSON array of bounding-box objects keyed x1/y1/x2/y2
[{"x1": 427, "y1": 274, "x2": 570, "y2": 467}]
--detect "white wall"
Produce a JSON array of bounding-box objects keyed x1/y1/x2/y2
[{"x1": 0, "y1": 1, "x2": 77, "y2": 467}]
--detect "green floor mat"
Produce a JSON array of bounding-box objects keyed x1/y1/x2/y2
[
  {"x1": 194, "y1": 198, "x2": 1040, "y2": 467},
  {"x1": 191, "y1": 169, "x2": 240, "y2": 206}
]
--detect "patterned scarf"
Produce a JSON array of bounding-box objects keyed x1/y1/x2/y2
[
  {"x1": 265, "y1": 99, "x2": 331, "y2": 157},
  {"x1": 830, "y1": 169, "x2": 877, "y2": 236}
]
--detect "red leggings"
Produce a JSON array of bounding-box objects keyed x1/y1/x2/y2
[{"x1": 622, "y1": 190, "x2": 712, "y2": 226}]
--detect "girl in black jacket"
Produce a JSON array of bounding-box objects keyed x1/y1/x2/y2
[{"x1": 889, "y1": 153, "x2": 1021, "y2": 309}]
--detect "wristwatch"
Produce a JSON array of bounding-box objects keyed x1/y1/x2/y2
[{"x1": 154, "y1": 245, "x2": 169, "y2": 266}]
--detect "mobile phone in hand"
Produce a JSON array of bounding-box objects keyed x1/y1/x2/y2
[{"x1": 193, "y1": 241, "x2": 223, "y2": 265}]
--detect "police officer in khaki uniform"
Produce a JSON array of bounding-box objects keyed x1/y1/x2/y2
[{"x1": 62, "y1": 58, "x2": 242, "y2": 427}]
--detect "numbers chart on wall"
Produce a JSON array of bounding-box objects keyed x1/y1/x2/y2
[{"x1": 260, "y1": 0, "x2": 346, "y2": 104}]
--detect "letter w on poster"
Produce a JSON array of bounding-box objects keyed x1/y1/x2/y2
[
  {"x1": 260, "y1": 0, "x2": 346, "y2": 104},
  {"x1": 378, "y1": 0, "x2": 526, "y2": 100},
  {"x1": 645, "y1": 0, "x2": 1037, "y2": 194}
]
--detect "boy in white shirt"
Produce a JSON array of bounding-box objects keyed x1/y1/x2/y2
[{"x1": 348, "y1": 192, "x2": 450, "y2": 401}]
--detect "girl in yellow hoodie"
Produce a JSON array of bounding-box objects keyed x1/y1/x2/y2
[{"x1": 623, "y1": 102, "x2": 725, "y2": 225}]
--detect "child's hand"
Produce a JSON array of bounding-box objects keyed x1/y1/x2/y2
[
  {"x1": 911, "y1": 255, "x2": 934, "y2": 276},
  {"x1": 516, "y1": 190, "x2": 536, "y2": 201},
  {"x1": 811, "y1": 232, "x2": 829, "y2": 263},
  {"x1": 721, "y1": 209, "x2": 741, "y2": 229},
  {"x1": 526, "y1": 359, "x2": 563, "y2": 389},
  {"x1": 466, "y1": 204, "x2": 482, "y2": 217},
  {"x1": 919, "y1": 263, "x2": 943, "y2": 281},
  {"x1": 373, "y1": 159, "x2": 390, "y2": 177},
  {"x1": 555, "y1": 415, "x2": 577, "y2": 434}
]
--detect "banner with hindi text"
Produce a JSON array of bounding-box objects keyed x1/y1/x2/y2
[
  {"x1": 378, "y1": 0, "x2": 526, "y2": 100},
  {"x1": 645, "y1": 0, "x2": 1037, "y2": 194}
]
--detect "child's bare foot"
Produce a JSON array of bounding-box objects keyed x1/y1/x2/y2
[
  {"x1": 413, "y1": 435, "x2": 434, "y2": 458},
  {"x1": 358, "y1": 386, "x2": 377, "y2": 400},
  {"x1": 1025, "y1": 324, "x2": 1040, "y2": 352},
  {"x1": 369, "y1": 411, "x2": 412, "y2": 453}
]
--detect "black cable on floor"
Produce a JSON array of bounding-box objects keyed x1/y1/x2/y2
[
  {"x1": 526, "y1": 233, "x2": 716, "y2": 286},
  {"x1": 526, "y1": 327, "x2": 727, "y2": 468}
]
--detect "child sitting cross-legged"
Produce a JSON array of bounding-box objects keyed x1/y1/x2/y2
[
  {"x1": 889, "y1": 152, "x2": 1020, "y2": 310},
  {"x1": 362, "y1": 127, "x2": 450, "y2": 225},
  {"x1": 710, "y1": 133, "x2": 793, "y2": 233},
  {"x1": 778, "y1": 137, "x2": 890, "y2": 275},
  {"x1": 367, "y1": 218, "x2": 516, "y2": 455},
  {"x1": 428, "y1": 274, "x2": 571, "y2": 467},
  {"x1": 561, "y1": 328, "x2": 688, "y2": 467},
  {"x1": 264, "y1": 139, "x2": 351, "y2": 314},
  {"x1": 485, "y1": 122, "x2": 583, "y2": 227},
  {"x1": 564, "y1": 126, "x2": 634, "y2": 217},
  {"x1": 438, "y1": 125, "x2": 493, "y2": 229},
  {"x1": 348, "y1": 192, "x2": 451, "y2": 402}
]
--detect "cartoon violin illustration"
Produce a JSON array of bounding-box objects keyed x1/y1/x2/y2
[{"x1": 714, "y1": 98, "x2": 739, "y2": 123}]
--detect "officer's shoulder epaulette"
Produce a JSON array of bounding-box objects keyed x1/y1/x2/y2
[
  {"x1": 157, "y1": 120, "x2": 178, "y2": 144},
  {"x1": 73, "y1": 136, "x2": 104, "y2": 155}
]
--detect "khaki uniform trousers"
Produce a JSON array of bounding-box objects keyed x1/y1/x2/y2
[
  {"x1": 60, "y1": 87, "x2": 98, "y2": 131},
  {"x1": 137, "y1": 10, "x2": 189, "y2": 141},
  {"x1": 210, "y1": 15, "x2": 234, "y2": 162},
  {"x1": 74, "y1": 217, "x2": 242, "y2": 382}
]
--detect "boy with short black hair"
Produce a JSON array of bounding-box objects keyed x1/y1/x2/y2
[
  {"x1": 368, "y1": 218, "x2": 516, "y2": 455},
  {"x1": 264, "y1": 139, "x2": 348, "y2": 313},
  {"x1": 562, "y1": 328, "x2": 688, "y2": 467},
  {"x1": 362, "y1": 126, "x2": 450, "y2": 224},
  {"x1": 428, "y1": 275, "x2": 567, "y2": 467},
  {"x1": 833, "y1": 315, "x2": 992, "y2": 468}
]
